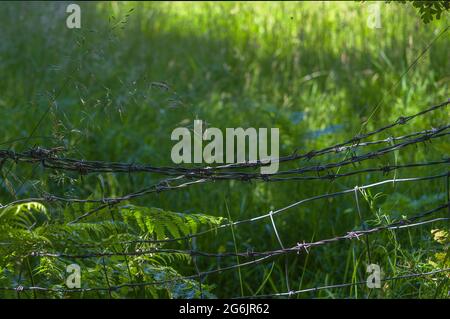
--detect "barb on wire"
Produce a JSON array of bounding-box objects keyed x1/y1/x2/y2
[
  {"x1": 25, "y1": 204, "x2": 450, "y2": 260},
  {"x1": 0, "y1": 101, "x2": 448, "y2": 176},
  {"x1": 55, "y1": 172, "x2": 448, "y2": 241},
  {"x1": 0, "y1": 100, "x2": 449, "y2": 298},
  {"x1": 4, "y1": 266, "x2": 448, "y2": 295},
  {"x1": 2, "y1": 157, "x2": 448, "y2": 213},
  {"x1": 1, "y1": 126, "x2": 448, "y2": 223},
  {"x1": 236, "y1": 267, "x2": 450, "y2": 299},
  {"x1": 4, "y1": 208, "x2": 448, "y2": 294}
]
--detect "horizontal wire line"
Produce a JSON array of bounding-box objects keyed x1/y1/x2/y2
[
  {"x1": 236, "y1": 267, "x2": 450, "y2": 299},
  {"x1": 2, "y1": 208, "x2": 447, "y2": 293},
  {"x1": 27, "y1": 205, "x2": 449, "y2": 259},
  {"x1": 1, "y1": 125, "x2": 447, "y2": 224},
  {"x1": 0, "y1": 100, "x2": 449, "y2": 296},
  {"x1": 0, "y1": 100, "x2": 447, "y2": 176},
  {"x1": 51, "y1": 172, "x2": 448, "y2": 246},
  {"x1": 138, "y1": 173, "x2": 449, "y2": 243}
]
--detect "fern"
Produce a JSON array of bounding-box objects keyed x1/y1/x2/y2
[
  {"x1": 0, "y1": 202, "x2": 49, "y2": 229},
  {"x1": 120, "y1": 205, "x2": 225, "y2": 240},
  {"x1": 0, "y1": 201, "x2": 224, "y2": 298}
]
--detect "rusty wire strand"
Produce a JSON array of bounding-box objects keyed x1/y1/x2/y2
[
  {"x1": 0, "y1": 126, "x2": 448, "y2": 223},
  {"x1": 0, "y1": 100, "x2": 447, "y2": 177},
  {"x1": 1, "y1": 212, "x2": 447, "y2": 293},
  {"x1": 0, "y1": 100, "x2": 448, "y2": 296},
  {"x1": 236, "y1": 267, "x2": 450, "y2": 299},
  {"x1": 26, "y1": 204, "x2": 449, "y2": 259}
]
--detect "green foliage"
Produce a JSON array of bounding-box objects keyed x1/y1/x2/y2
[
  {"x1": 429, "y1": 228, "x2": 449, "y2": 268},
  {"x1": 0, "y1": 2, "x2": 448, "y2": 298},
  {"x1": 120, "y1": 205, "x2": 224, "y2": 240},
  {"x1": 0, "y1": 201, "x2": 224, "y2": 298},
  {"x1": 386, "y1": 1, "x2": 449, "y2": 23},
  {"x1": 0, "y1": 202, "x2": 49, "y2": 229},
  {"x1": 362, "y1": 1, "x2": 450, "y2": 23}
]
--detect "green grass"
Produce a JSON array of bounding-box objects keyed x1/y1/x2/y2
[{"x1": 0, "y1": 1, "x2": 448, "y2": 298}]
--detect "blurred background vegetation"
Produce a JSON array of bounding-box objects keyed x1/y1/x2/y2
[{"x1": 0, "y1": 1, "x2": 448, "y2": 298}]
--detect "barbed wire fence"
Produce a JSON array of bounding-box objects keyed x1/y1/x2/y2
[{"x1": 0, "y1": 100, "x2": 449, "y2": 298}]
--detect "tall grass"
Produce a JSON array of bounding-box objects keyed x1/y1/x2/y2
[{"x1": 0, "y1": 1, "x2": 448, "y2": 298}]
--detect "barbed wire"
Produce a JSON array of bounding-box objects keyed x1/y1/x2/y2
[
  {"x1": 236, "y1": 267, "x2": 450, "y2": 299},
  {"x1": 26, "y1": 204, "x2": 450, "y2": 260},
  {"x1": 0, "y1": 0, "x2": 448, "y2": 298},
  {"x1": 1, "y1": 171, "x2": 446, "y2": 250},
  {"x1": 66, "y1": 171, "x2": 448, "y2": 231},
  {"x1": 0, "y1": 100, "x2": 448, "y2": 298},
  {"x1": 1, "y1": 155, "x2": 448, "y2": 213},
  {"x1": 0, "y1": 100, "x2": 447, "y2": 178},
  {"x1": 1, "y1": 102, "x2": 447, "y2": 226},
  {"x1": 0, "y1": 125, "x2": 448, "y2": 223},
  {"x1": 1, "y1": 211, "x2": 447, "y2": 294},
  {"x1": 3, "y1": 267, "x2": 448, "y2": 295}
]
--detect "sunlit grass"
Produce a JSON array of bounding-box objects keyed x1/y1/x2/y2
[{"x1": 0, "y1": 1, "x2": 448, "y2": 298}]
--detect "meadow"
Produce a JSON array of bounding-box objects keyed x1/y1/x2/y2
[{"x1": 0, "y1": 1, "x2": 448, "y2": 298}]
